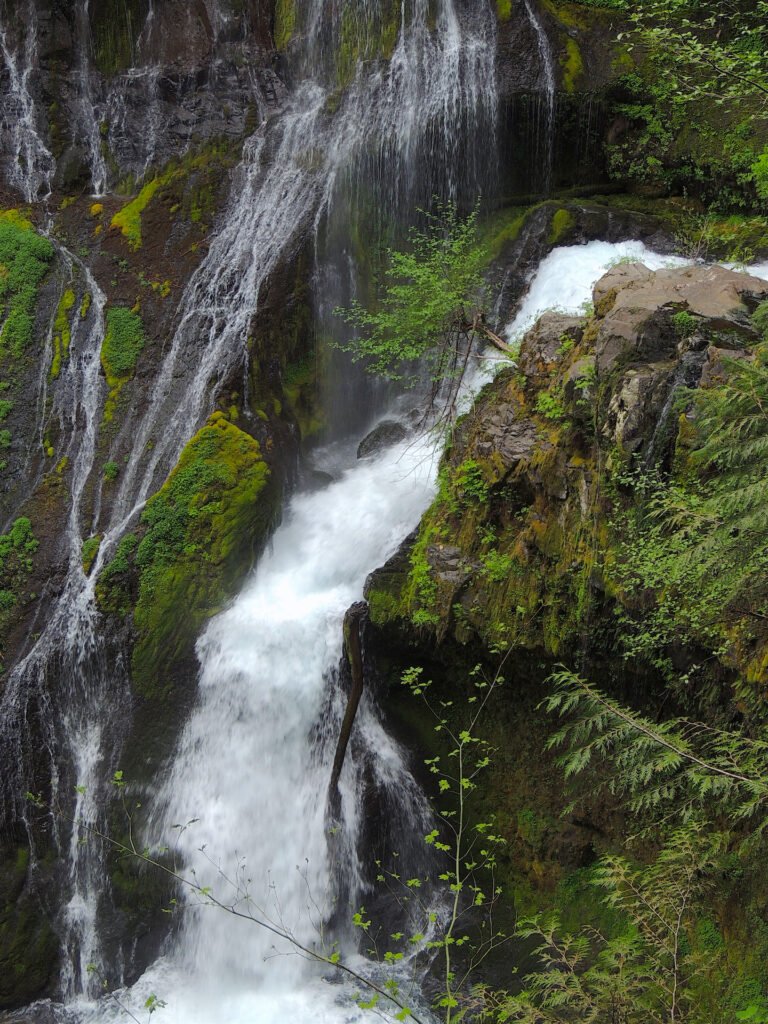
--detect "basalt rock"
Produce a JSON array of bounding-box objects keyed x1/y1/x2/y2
[{"x1": 357, "y1": 420, "x2": 409, "y2": 459}]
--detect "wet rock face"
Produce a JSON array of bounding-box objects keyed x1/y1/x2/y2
[{"x1": 0, "y1": 0, "x2": 281, "y2": 195}]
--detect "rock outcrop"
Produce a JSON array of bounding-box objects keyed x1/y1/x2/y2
[
  {"x1": 361, "y1": 261, "x2": 768, "y2": 998},
  {"x1": 366, "y1": 261, "x2": 768, "y2": 660}
]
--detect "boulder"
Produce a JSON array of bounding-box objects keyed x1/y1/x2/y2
[
  {"x1": 517, "y1": 313, "x2": 584, "y2": 381},
  {"x1": 593, "y1": 263, "x2": 768, "y2": 372},
  {"x1": 357, "y1": 420, "x2": 409, "y2": 459},
  {"x1": 474, "y1": 401, "x2": 539, "y2": 471}
]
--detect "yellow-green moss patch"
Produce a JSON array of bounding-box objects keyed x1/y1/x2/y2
[
  {"x1": 81, "y1": 535, "x2": 102, "y2": 575},
  {"x1": 561, "y1": 37, "x2": 584, "y2": 92},
  {"x1": 49, "y1": 288, "x2": 75, "y2": 379},
  {"x1": 110, "y1": 177, "x2": 161, "y2": 249},
  {"x1": 130, "y1": 414, "x2": 278, "y2": 698},
  {"x1": 548, "y1": 207, "x2": 577, "y2": 245},
  {"x1": 274, "y1": 0, "x2": 296, "y2": 49}
]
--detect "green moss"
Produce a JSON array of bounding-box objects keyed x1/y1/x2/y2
[
  {"x1": 496, "y1": 0, "x2": 512, "y2": 19},
  {"x1": 101, "y1": 306, "x2": 145, "y2": 387},
  {"x1": 49, "y1": 287, "x2": 75, "y2": 380},
  {"x1": 283, "y1": 354, "x2": 327, "y2": 440},
  {"x1": 110, "y1": 177, "x2": 161, "y2": 249},
  {"x1": 81, "y1": 535, "x2": 102, "y2": 575},
  {"x1": 0, "y1": 518, "x2": 39, "y2": 642},
  {"x1": 561, "y1": 38, "x2": 584, "y2": 92},
  {"x1": 96, "y1": 533, "x2": 138, "y2": 616},
  {"x1": 548, "y1": 206, "x2": 577, "y2": 244},
  {"x1": 0, "y1": 846, "x2": 57, "y2": 1009},
  {"x1": 479, "y1": 205, "x2": 532, "y2": 261},
  {"x1": 129, "y1": 414, "x2": 278, "y2": 699},
  {"x1": 274, "y1": 0, "x2": 296, "y2": 49},
  {"x1": 334, "y1": 0, "x2": 402, "y2": 91},
  {"x1": 0, "y1": 210, "x2": 55, "y2": 358}
]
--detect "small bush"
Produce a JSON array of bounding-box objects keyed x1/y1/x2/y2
[{"x1": 673, "y1": 310, "x2": 699, "y2": 338}]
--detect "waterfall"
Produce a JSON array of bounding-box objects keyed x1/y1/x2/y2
[
  {"x1": 521, "y1": 0, "x2": 555, "y2": 194},
  {"x1": 0, "y1": 249, "x2": 129, "y2": 1001},
  {"x1": 99, "y1": 0, "x2": 498, "y2": 547},
  {"x1": 81, "y1": 431, "x2": 443, "y2": 1024},
  {"x1": 73, "y1": 0, "x2": 109, "y2": 196},
  {"x1": 0, "y1": 0, "x2": 499, "y2": 1011},
  {"x1": 0, "y1": 3, "x2": 55, "y2": 201}
]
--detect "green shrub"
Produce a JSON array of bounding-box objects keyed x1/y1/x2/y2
[
  {"x1": 673, "y1": 310, "x2": 699, "y2": 338},
  {"x1": 535, "y1": 392, "x2": 565, "y2": 420}
]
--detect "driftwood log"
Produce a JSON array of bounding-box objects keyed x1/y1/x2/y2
[{"x1": 329, "y1": 602, "x2": 366, "y2": 798}]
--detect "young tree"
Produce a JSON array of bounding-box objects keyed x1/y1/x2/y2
[
  {"x1": 625, "y1": 0, "x2": 768, "y2": 103},
  {"x1": 335, "y1": 202, "x2": 514, "y2": 424}
]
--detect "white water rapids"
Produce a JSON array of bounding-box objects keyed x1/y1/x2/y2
[{"x1": 53, "y1": 239, "x2": 711, "y2": 1024}]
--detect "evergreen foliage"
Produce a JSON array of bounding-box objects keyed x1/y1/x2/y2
[
  {"x1": 609, "y1": 338, "x2": 768, "y2": 678},
  {"x1": 543, "y1": 670, "x2": 768, "y2": 829},
  {"x1": 493, "y1": 821, "x2": 724, "y2": 1024}
]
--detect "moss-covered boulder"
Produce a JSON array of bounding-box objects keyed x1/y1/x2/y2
[{"x1": 98, "y1": 412, "x2": 280, "y2": 700}]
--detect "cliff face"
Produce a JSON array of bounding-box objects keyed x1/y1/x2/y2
[
  {"x1": 0, "y1": 0, "x2": 279, "y2": 196},
  {"x1": 367, "y1": 262, "x2": 768, "y2": 667},
  {"x1": 362, "y1": 260, "x2": 768, "y2": 1005}
]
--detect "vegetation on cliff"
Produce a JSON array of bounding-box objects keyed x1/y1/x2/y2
[
  {"x1": 364, "y1": 259, "x2": 768, "y2": 1020},
  {"x1": 0, "y1": 211, "x2": 54, "y2": 359},
  {"x1": 97, "y1": 413, "x2": 279, "y2": 700}
]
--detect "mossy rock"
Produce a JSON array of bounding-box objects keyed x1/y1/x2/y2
[
  {"x1": 129, "y1": 413, "x2": 280, "y2": 700},
  {"x1": 0, "y1": 847, "x2": 57, "y2": 1009}
]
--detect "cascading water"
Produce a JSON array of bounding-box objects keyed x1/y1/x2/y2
[
  {"x1": 0, "y1": 2, "x2": 55, "y2": 201},
  {"x1": 69, "y1": 431, "x2": 444, "y2": 1024},
  {"x1": 73, "y1": 0, "x2": 109, "y2": 196},
  {"x1": 101, "y1": 0, "x2": 499, "y2": 544},
  {"x1": 0, "y1": 248, "x2": 127, "y2": 1001},
  {"x1": 521, "y1": 0, "x2": 555, "y2": 194},
  {"x1": 0, "y1": 0, "x2": 501, "y2": 1011}
]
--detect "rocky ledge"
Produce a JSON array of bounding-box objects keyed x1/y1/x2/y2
[
  {"x1": 358, "y1": 260, "x2": 768, "y2": 1002},
  {"x1": 364, "y1": 259, "x2": 768, "y2": 680}
]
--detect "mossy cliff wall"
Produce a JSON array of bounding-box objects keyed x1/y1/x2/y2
[
  {"x1": 0, "y1": 134, "x2": 323, "y2": 1002},
  {"x1": 363, "y1": 262, "x2": 768, "y2": 1009}
]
